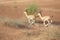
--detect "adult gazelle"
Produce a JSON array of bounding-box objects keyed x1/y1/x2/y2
[
  {"x1": 37, "y1": 11, "x2": 53, "y2": 27},
  {"x1": 24, "y1": 9, "x2": 35, "y2": 25}
]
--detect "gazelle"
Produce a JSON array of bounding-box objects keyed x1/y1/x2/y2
[
  {"x1": 24, "y1": 9, "x2": 35, "y2": 25},
  {"x1": 37, "y1": 11, "x2": 53, "y2": 27}
]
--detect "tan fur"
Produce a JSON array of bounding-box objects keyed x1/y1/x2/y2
[
  {"x1": 38, "y1": 13, "x2": 53, "y2": 26},
  {"x1": 24, "y1": 11, "x2": 35, "y2": 25}
]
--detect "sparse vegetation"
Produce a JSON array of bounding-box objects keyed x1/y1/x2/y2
[
  {"x1": 26, "y1": 4, "x2": 38, "y2": 15},
  {"x1": 0, "y1": 17, "x2": 27, "y2": 28},
  {"x1": 4, "y1": 20, "x2": 20, "y2": 27}
]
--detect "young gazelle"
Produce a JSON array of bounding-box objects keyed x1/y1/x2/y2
[
  {"x1": 24, "y1": 9, "x2": 35, "y2": 25},
  {"x1": 37, "y1": 11, "x2": 53, "y2": 27}
]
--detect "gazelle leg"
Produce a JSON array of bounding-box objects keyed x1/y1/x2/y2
[
  {"x1": 29, "y1": 19, "x2": 35, "y2": 25},
  {"x1": 43, "y1": 20, "x2": 46, "y2": 26},
  {"x1": 31, "y1": 20, "x2": 35, "y2": 25},
  {"x1": 27, "y1": 19, "x2": 32, "y2": 27},
  {"x1": 43, "y1": 20, "x2": 49, "y2": 27},
  {"x1": 28, "y1": 19, "x2": 31, "y2": 24},
  {"x1": 46, "y1": 20, "x2": 52, "y2": 26},
  {"x1": 51, "y1": 20, "x2": 52, "y2": 23},
  {"x1": 47, "y1": 20, "x2": 49, "y2": 26},
  {"x1": 28, "y1": 19, "x2": 35, "y2": 27},
  {"x1": 48, "y1": 19, "x2": 52, "y2": 25}
]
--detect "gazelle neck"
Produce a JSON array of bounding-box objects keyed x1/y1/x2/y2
[
  {"x1": 38, "y1": 13, "x2": 42, "y2": 19},
  {"x1": 24, "y1": 11, "x2": 28, "y2": 17}
]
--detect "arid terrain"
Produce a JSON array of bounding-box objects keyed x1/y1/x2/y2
[{"x1": 0, "y1": 0, "x2": 60, "y2": 40}]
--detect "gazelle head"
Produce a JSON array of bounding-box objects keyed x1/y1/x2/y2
[
  {"x1": 24, "y1": 11, "x2": 27, "y2": 14},
  {"x1": 24, "y1": 9, "x2": 28, "y2": 14},
  {"x1": 38, "y1": 13, "x2": 40, "y2": 16},
  {"x1": 37, "y1": 11, "x2": 42, "y2": 16}
]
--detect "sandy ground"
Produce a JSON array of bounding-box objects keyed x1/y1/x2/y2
[
  {"x1": 0, "y1": 0, "x2": 60, "y2": 40},
  {"x1": 0, "y1": 21, "x2": 60, "y2": 40}
]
